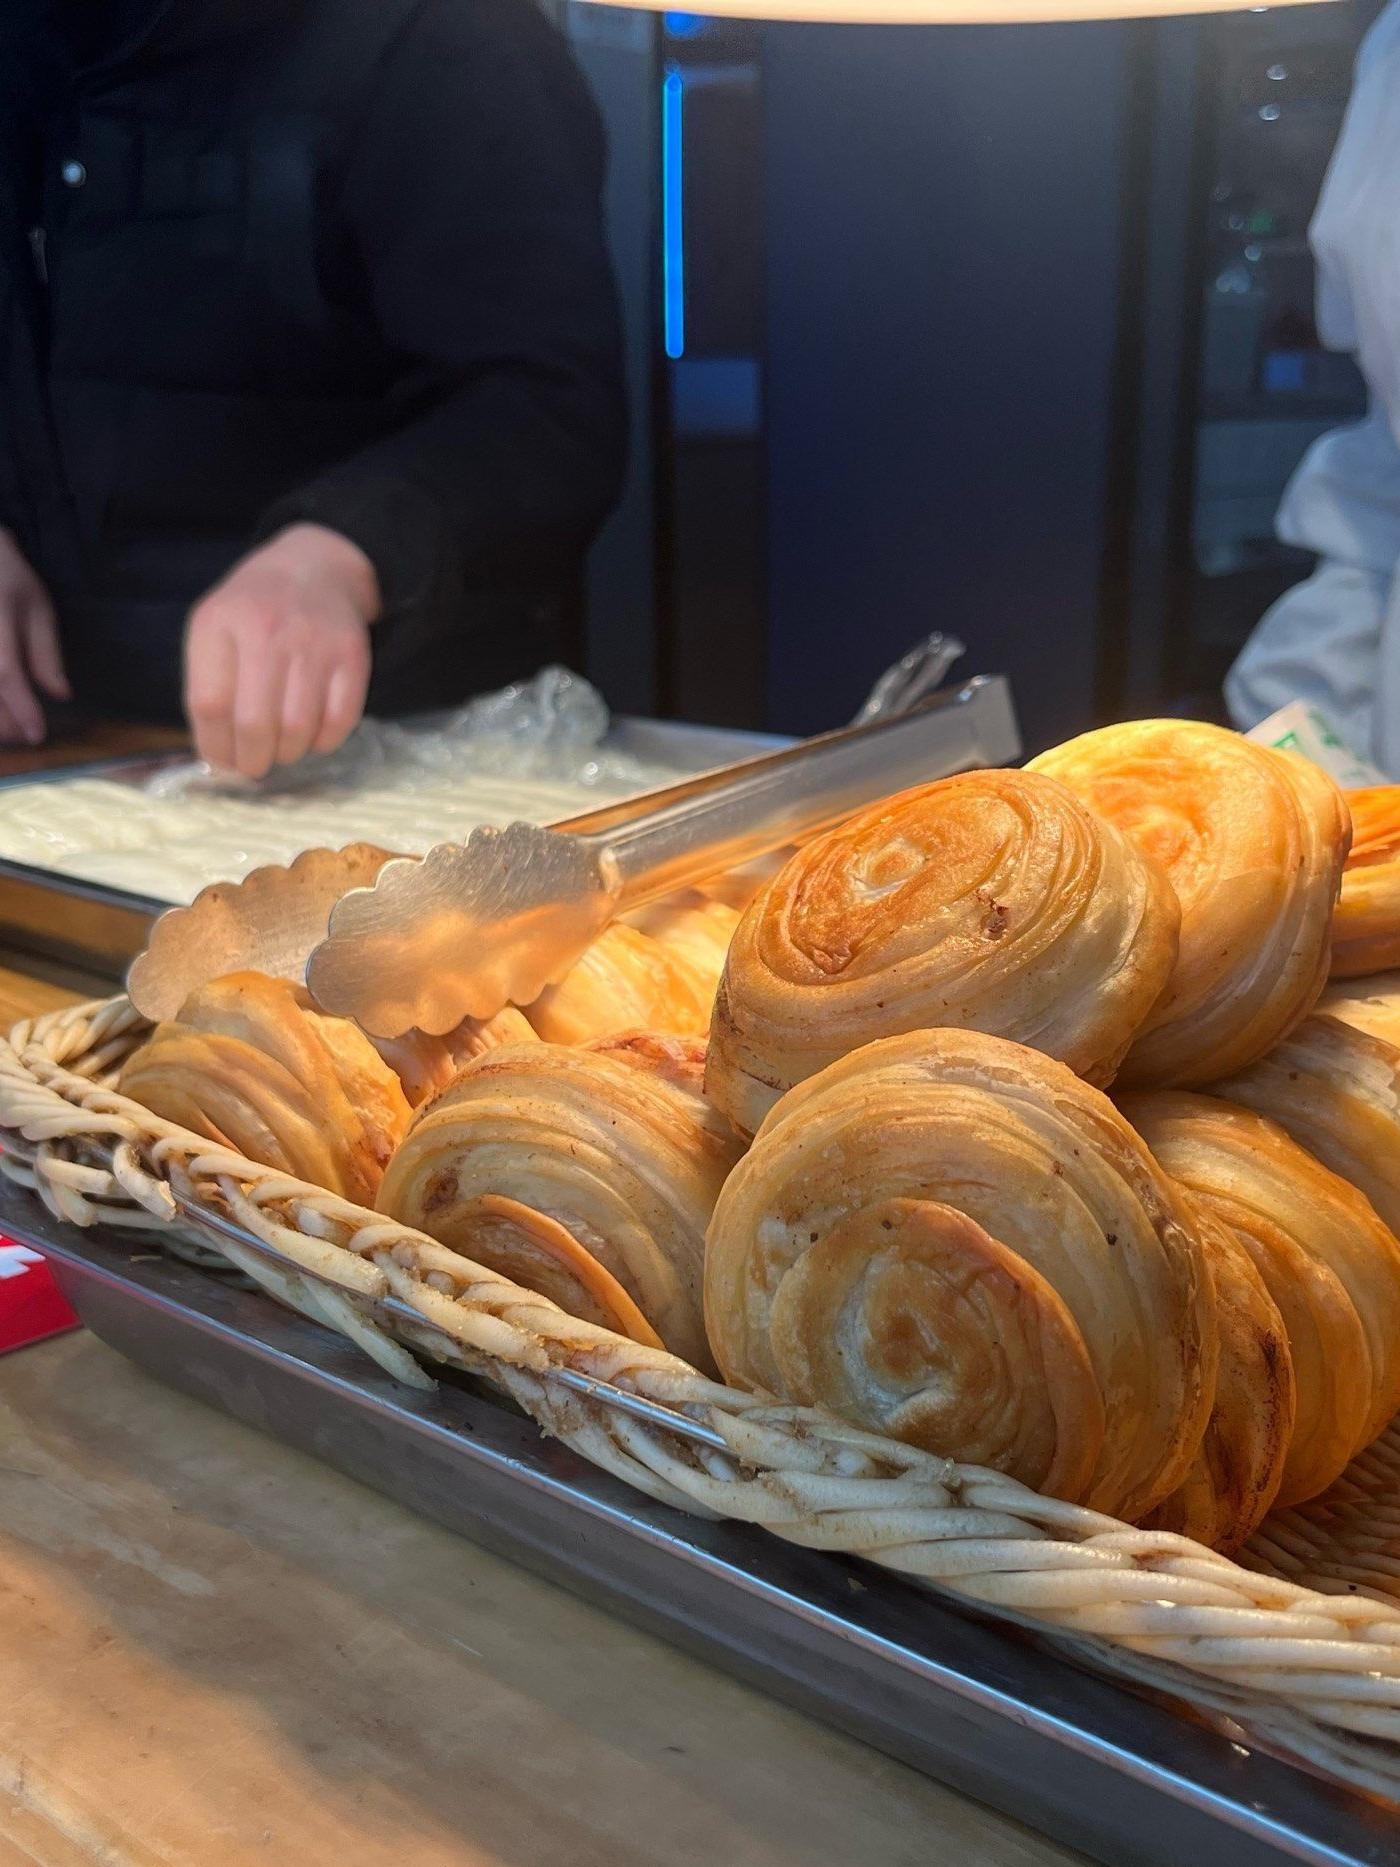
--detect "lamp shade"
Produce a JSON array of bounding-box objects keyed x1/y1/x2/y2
[{"x1": 583, "y1": 1, "x2": 1327, "y2": 18}]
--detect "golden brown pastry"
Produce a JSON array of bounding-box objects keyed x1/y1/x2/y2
[
  {"x1": 1121, "y1": 1091, "x2": 1400, "y2": 1513},
  {"x1": 1216, "y1": 1013, "x2": 1400, "y2": 1244},
  {"x1": 706, "y1": 768, "x2": 1179, "y2": 1137},
  {"x1": 1136, "y1": 1200, "x2": 1293, "y2": 1552},
  {"x1": 704, "y1": 1028, "x2": 1217, "y2": 1523},
  {"x1": 1333, "y1": 786, "x2": 1400, "y2": 977},
  {"x1": 1317, "y1": 970, "x2": 1400, "y2": 1050},
  {"x1": 524, "y1": 922, "x2": 711, "y2": 1047},
  {"x1": 119, "y1": 971, "x2": 411, "y2": 1203},
  {"x1": 624, "y1": 892, "x2": 741, "y2": 1013},
  {"x1": 376, "y1": 1036, "x2": 744, "y2": 1370},
  {"x1": 368, "y1": 1009, "x2": 538, "y2": 1107},
  {"x1": 588, "y1": 1029, "x2": 710, "y2": 1096},
  {"x1": 1030, "y1": 719, "x2": 1349, "y2": 1087},
  {"x1": 700, "y1": 850, "x2": 791, "y2": 911}
]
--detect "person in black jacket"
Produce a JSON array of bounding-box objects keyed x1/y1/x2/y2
[{"x1": 0, "y1": 0, "x2": 626, "y2": 776}]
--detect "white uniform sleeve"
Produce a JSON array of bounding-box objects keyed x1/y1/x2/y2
[
  {"x1": 1225, "y1": 413, "x2": 1400, "y2": 774},
  {"x1": 1225, "y1": 0, "x2": 1400, "y2": 777}
]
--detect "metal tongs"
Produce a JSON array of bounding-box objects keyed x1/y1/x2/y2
[
  {"x1": 128, "y1": 635, "x2": 1018, "y2": 1035},
  {"x1": 308, "y1": 682, "x2": 1016, "y2": 1037}
]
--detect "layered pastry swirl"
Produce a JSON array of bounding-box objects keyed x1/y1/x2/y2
[
  {"x1": 705, "y1": 1028, "x2": 1217, "y2": 1523},
  {"x1": 1216, "y1": 1013, "x2": 1400, "y2": 1243},
  {"x1": 624, "y1": 892, "x2": 741, "y2": 1004},
  {"x1": 1030, "y1": 719, "x2": 1349, "y2": 1087},
  {"x1": 1123, "y1": 1091, "x2": 1400, "y2": 1518},
  {"x1": 118, "y1": 970, "x2": 411, "y2": 1203},
  {"x1": 706, "y1": 768, "x2": 1179, "y2": 1136},
  {"x1": 376, "y1": 1034, "x2": 744, "y2": 1370},
  {"x1": 1333, "y1": 785, "x2": 1400, "y2": 978},
  {"x1": 1136, "y1": 1200, "x2": 1293, "y2": 1553},
  {"x1": 524, "y1": 923, "x2": 714, "y2": 1046}
]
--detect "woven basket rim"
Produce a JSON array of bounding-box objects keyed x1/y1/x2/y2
[{"x1": 5, "y1": 991, "x2": 1400, "y2": 1804}]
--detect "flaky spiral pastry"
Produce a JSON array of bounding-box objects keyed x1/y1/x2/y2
[
  {"x1": 1333, "y1": 786, "x2": 1400, "y2": 977},
  {"x1": 624, "y1": 892, "x2": 741, "y2": 1013},
  {"x1": 118, "y1": 971, "x2": 411, "y2": 1204},
  {"x1": 1122, "y1": 1092, "x2": 1399, "y2": 1514},
  {"x1": 1135, "y1": 1198, "x2": 1292, "y2": 1553},
  {"x1": 525, "y1": 923, "x2": 712, "y2": 1046},
  {"x1": 704, "y1": 1029, "x2": 1217, "y2": 1522},
  {"x1": 376, "y1": 1036, "x2": 743, "y2": 1370},
  {"x1": 1216, "y1": 1013, "x2": 1400, "y2": 1247},
  {"x1": 706, "y1": 769, "x2": 1179, "y2": 1136},
  {"x1": 1030, "y1": 719, "x2": 1349, "y2": 1087}
]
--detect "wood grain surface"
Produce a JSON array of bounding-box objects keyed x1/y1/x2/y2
[{"x1": 0, "y1": 1335, "x2": 1086, "y2": 1867}]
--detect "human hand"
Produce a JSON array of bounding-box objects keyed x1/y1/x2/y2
[
  {"x1": 184, "y1": 523, "x2": 381, "y2": 778},
  {"x1": 0, "y1": 528, "x2": 69, "y2": 744}
]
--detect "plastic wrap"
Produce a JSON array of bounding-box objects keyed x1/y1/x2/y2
[
  {"x1": 145, "y1": 666, "x2": 666, "y2": 802},
  {"x1": 0, "y1": 669, "x2": 672, "y2": 905}
]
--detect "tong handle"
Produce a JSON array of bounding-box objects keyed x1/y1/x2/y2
[{"x1": 589, "y1": 678, "x2": 1018, "y2": 912}]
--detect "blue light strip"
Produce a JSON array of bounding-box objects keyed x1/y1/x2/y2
[{"x1": 661, "y1": 67, "x2": 686, "y2": 361}]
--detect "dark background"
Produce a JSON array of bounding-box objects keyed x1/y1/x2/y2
[{"x1": 562, "y1": 0, "x2": 1383, "y2": 755}]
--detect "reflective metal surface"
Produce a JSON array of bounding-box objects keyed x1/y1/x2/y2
[
  {"x1": 6, "y1": 1186, "x2": 1395, "y2": 1867},
  {"x1": 308, "y1": 677, "x2": 1021, "y2": 1036},
  {"x1": 0, "y1": 718, "x2": 785, "y2": 985}
]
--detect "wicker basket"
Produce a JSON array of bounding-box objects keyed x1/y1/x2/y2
[{"x1": 6, "y1": 993, "x2": 1400, "y2": 1805}]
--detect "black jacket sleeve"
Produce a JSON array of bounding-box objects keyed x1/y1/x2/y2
[{"x1": 256, "y1": 0, "x2": 627, "y2": 619}]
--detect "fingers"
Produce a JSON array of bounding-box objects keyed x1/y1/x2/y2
[
  {"x1": 185, "y1": 531, "x2": 376, "y2": 778},
  {"x1": 274, "y1": 653, "x2": 326, "y2": 769},
  {"x1": 0, "y1": 695, "x2": 34, "y2": 747},
  {"x1": 281, "y1": 623, "x2": 370, "y2": 765},
  {"x1": 0, "y1": 621, "x2": 45, "y2": 746},
  {"x1": 184, "y1": 607, "x2": 238, "y2": 772},
  {"x1": 186, "y1": 603, "x2": 370, "y2": 777},
  {"x1": 232, "y1": 632, "x2": 286, "y2": 781},
  {"x1": 313, "y1": 637, "x2": 370, "y2": 758},
  {"x1": 21, "y1": 592, "x2": 70, "y2": 701},
  {"x1": 0, "y1": 543, "x2": 64, "y2": 740}
]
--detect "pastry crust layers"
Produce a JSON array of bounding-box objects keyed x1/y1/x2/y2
[
  {"x1": 705, "y1": 1028, "x2": 1217, "y2": 1524},
  {"x1": 1031, "y1": 720, "x2": 1349, "y2": 1087},
  {"x1": 377, "y1": 1035, "x2": 743, "y2": 1371},
  {"x1": 707, "y1": 768, "x2": 1179, "y2": 1136}
]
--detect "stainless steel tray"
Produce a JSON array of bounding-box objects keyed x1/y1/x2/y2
[
  {"x1": 0, "y1": 717, "x2": 789, "y2": 979},
  {"x1": 5, "y1": 1185, "x2": 1395, "y2": 1867},
  {"x1": 0, "y1": 682, "x2": 1022, "y2": 983}
]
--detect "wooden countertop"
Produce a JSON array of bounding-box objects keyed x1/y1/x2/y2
[
  {"x1": 0, "y1": 727, "x2": 1084, "y2": 1867},
  {"x1": 0, "y1": 1335, "x2": 1085, "y2": 1867}
]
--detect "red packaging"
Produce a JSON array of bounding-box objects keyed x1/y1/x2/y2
[{"x1": 0, "y1": 1239, "x2": 79, "y2": 1354}]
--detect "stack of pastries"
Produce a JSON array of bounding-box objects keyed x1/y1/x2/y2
[
  {"x1": 119, "y1": 971, "x2": 413, "y2": 1203},
  {"x1": 116, "y1": 717, "x2": 1400, "y2": 1555}
]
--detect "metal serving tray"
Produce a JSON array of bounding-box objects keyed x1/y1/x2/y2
[
  {"x1": 0, "y1": 717, "x2": 789, "y2": 980},
  {"x1": 5, "y1": 1186, "x2": 1396, "y2": 1867}
]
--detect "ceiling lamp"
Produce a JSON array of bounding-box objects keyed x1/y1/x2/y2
[{"x1": 581, "y1": 2, "x2": 1325, "y2": 21}]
